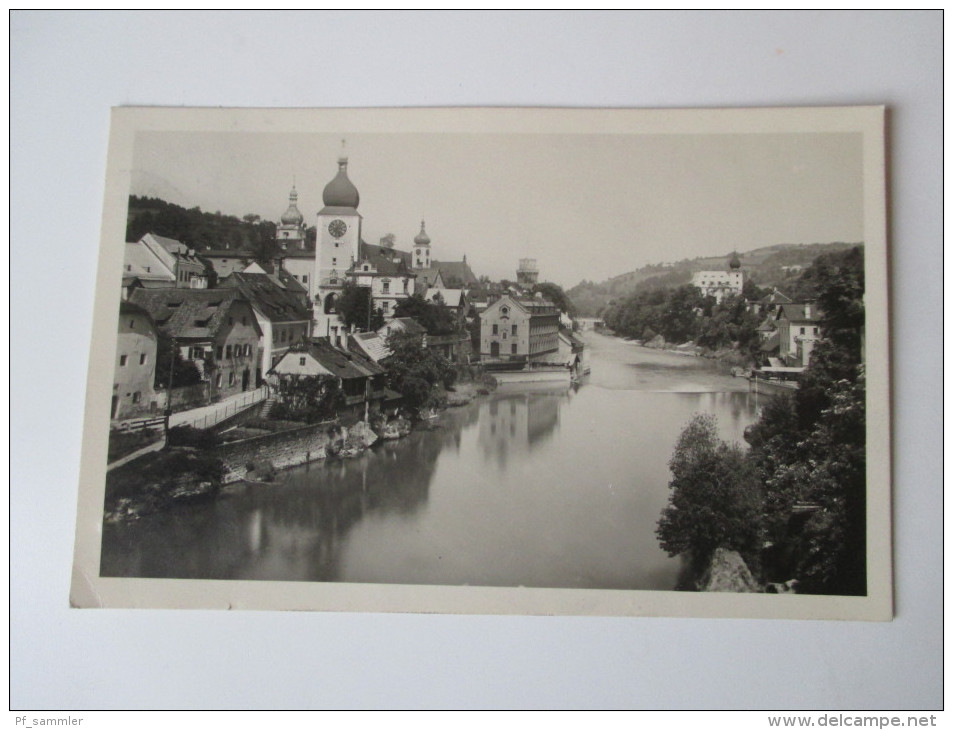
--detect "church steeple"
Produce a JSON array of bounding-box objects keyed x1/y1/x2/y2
[{"x1": 413, "y1": 220, "x2": 432, "y2": 270}]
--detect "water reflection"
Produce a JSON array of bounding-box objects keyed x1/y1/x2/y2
[{"x1": 101, "y1": 334, "x2": 760, "y2": 590}]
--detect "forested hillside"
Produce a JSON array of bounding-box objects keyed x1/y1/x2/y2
[
  {"x1": 567, "y1": 242, "x2": 858, "y2": 317},
  {"x1": 126, "y1": 195, "x2": 316, "y2": 258}
]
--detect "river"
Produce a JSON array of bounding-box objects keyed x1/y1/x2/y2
[{"x1": 100, "y1": 332, "x2": 762, "y2": 590}]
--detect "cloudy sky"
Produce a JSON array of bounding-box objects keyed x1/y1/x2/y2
[{"x1": 130, "y1": 127, "x2": 864, "y2": 288}]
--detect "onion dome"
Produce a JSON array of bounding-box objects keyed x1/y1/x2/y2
[
  {"x1": 322, "y1": 157, "x2": 360, "y2": 208},
  {"x1": 280, "y1": 185, "x2": 304, "y2": 225},
  {"x1": 729, "y1": 251, "x2": 742, "y2": 270},
  {"x1": 414, "y1": 220, "x2": 431, "y2": 246}
]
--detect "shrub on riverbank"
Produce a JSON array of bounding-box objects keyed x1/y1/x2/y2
[{"x1": 104, "y1": 448, "x2": 225, "y2": 521}]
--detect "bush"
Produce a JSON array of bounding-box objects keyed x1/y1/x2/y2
[{"x1": 167, "y1": 425, "x2": 221, "y2": 449}]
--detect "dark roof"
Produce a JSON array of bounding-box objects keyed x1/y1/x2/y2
[
  {"x1": 358, "y1": 240, "x2": 413, "y2": 268},
  {"x1": 304, "y1": 339, "x2": 385, "y2": 379},
  {"x1": 775, "y1": 303, "x2": 823, "y2": 323},
  {"x1": 351, "y1": 241, "x2": 414, "y2": 277},
  {"x1": 129, "y1": 288, "x2": 262, "y2": 341},
  {"x1": 432, "y1": 259, "x2": 478, "y2": 286},
  {"x1": 118, "y1": 299, "x2": 157, "y2": 328},
  {"x1": 761, "y1": 331, "x2": 781, "y2": 352},
  {"x1": 380, "y1": 317, "x2": 427, "y2": 336},
  {"x1": 217, "y1": 272, "x2": 311, "y2": 323},
  {"x1": 200, "y1": 249, "x2": 255, "y2": 259},
  {"x1": 242, "y1": 262, "x2": 309, "y2": 294}
]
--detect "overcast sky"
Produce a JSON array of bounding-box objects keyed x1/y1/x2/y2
[{"x1": 130, "y1": 129, "x2": 864, "y2": 289}]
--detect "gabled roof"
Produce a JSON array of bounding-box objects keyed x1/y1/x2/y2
[
  {"x1": 123, "y1": 241, "x2": 175, "y2": 281},
  {"x1": 775, "y1": 303, "x2": 823, "y2": 323},
  {"x1": 359, "y1": 240, "x2": 412, "y2": 268},
  {"x1": 762, "y1": 288, "x2": 793, "y2": 305},
  {"x1": 348, "y1": 332, "x2": 391, "y2": 362},
  {"x1": 241, "y1": 262, "x2": 308, "y2": 295},
  {"x1": 129, "y1": 288, "x2": 262, "y2": 341},
  {"x1": 351, "y1": 242, "x2": 414, "y2": 277},
  {"x1": 217, "y1": 272, "x2": 312, "y2": 323},
  {"x1": 200, "y1": 248, "x2": 255, "y2": 259},
  {"x1": 761, "y1": 331, "x2": 781, "y2": 352},
  {"x1": 432, "y1": 259, "x2": 478, "y2": 287},
  {"x1": 118, "y1": 299, "x2": 157, "y2": 329},
  {"x1": 424, "y1": 288, "x2": 466, "y2": 308},
  {"x1": 379, "y1": 317, "x2": 427, "y2": 337},
  {"x1": 294, "y1": 339, "x2": 385, "y2": 379}
]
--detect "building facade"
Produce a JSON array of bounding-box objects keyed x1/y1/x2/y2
[
  {"x1": 112, "y1": 301, "x2": 159, "y2": 421},
  {"x1": 479, "y1": 294, "x2": 560, "y2": 363},
  {"x1": 691, "y1": 252, "x2": 744, "y2": 303},
  {"x1": 775, "y1": 302, "x2": 822, "y2": 368}
]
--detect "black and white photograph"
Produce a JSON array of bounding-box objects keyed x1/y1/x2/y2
[{"x1": 69, "y1": 106, "x2": 890, "y2": 619}]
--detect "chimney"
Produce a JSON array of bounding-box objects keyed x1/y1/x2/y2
[{"x1": 804, "y1": 303, "x2": 812, "y2": 318}]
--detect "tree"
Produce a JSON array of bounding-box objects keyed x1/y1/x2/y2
[
  {"x1": 271, "y1": 370, "x2": 346, "y2": 423},
  {"x1": 656, "y1": 414, "x2": 764, "y2": 572},
  {"x1": 532, "y1": 282, "x2": 577, "y2": 318},
  {"x1": 383, "y1": 332, "x2": 456, "y2": 414},
  {"x1": 154, "y1": 330, "x2": 202, "y2": 389},
  {"x1": 336, "y1": 281, "x2": 375, "y2": 330},
  {"x1": 392, "y1": 294, "x2": 456, "y2": 336}
]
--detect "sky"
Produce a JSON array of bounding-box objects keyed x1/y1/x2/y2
[{"x1": 130, "y1": 129, "x2": 864, "y2": 289}]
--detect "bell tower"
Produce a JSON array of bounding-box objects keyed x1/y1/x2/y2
[
  {"x1": 412, "y1": 220, "x2": 432, "y2": 269},
  {"x1": 314, "y1": 156, "x2": 362, "y2": 342}
]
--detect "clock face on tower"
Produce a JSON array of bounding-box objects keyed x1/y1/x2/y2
[{"x1": 328, "y1": 219, "x2": 348, "y2": 238}]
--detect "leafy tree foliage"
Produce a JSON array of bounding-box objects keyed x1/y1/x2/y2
[
  {"x1": 531, "y1": 282, "x2": 576, "y2": 318},
  {"x1": 154, "y1": 330, "x2": 202, "y2": 388},
  {"x1": 656, "y1": 414, "x2": 765, "y2": 571},
  {"x1": 336, "y1": 281, "x2": 383, "y2": 331},
  {"x1": 383, "y1": 332, "x2": 456, "y2": 414},
  {"x1": 271, "y1": 371, "x2": 346, "y2": 423},
  {"x1": 744, "y1": 246, "x2": 867, "y2": 594},
  {"x1": 392, "y1": 294, "x2": 457, "y2": 336}
]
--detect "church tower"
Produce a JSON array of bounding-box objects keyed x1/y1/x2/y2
[
  {"x1": 412, "y1": 220, "x2": 432, "y2": 269},
  {"x1": 314, "y1": 156, "x2": 362, "y2": 342},
  {"x1": 276, "y1": 184, "x2": 305, "y2": 250}
]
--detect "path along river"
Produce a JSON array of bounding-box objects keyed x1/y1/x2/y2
[{"x1": 100, "y1": 332, "x2": 763, "y2": 590}]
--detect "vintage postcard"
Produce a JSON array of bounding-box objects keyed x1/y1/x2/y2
[{"x1": 70, "y1": 106, "x2": 890, "y2": 619}]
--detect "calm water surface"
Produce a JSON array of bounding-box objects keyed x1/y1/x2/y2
[{"x1": 101, "y1": 333, "x2": 761, "y2": 590}]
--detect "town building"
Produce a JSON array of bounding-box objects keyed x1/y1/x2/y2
[
  {"x1": 347, "y1": 331, "x2": 391, "y2": 363},
  {"x1": 691, "y1": 252, "x2": 744, "y2": 303},
  {"x1": 378, "y1": 317, "x2": 427, "y2": 341},
  {"x1": 479, "y1": 293, "x2": 560, "y2": 364},
  {"x1": 516, "y1": 258, "x2": 539, "y2": 287},
  {"x1": 348, "y1": 242, "x2": 416, "y2": 321},
  {"x1": 270, "y1": 339, "x2": 388, "y2": 417},
  {"x1": 217, "y1": 271, "x2": 313, "y2": 376},
  {"x1": 129, "y1": 288, "x2": 263, "y2": 399},
  {"x1": 111, "y1": 300, "x2": 159, "y2": 421},
  {"x1": 775, "y1": 302, "x2": 823, "y2": 368},
  {"x1": 122, "y1": 233, "x2": 209, "y2": 297}
]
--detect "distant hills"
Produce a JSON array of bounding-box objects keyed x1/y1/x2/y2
[{"x1": 567, "y1": 242, "x2": 860, "y2": 317}]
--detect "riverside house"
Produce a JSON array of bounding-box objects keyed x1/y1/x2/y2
[
  {"x1": 217, "y1": 271, "x2": 313, "y2": 378},
  {"x1": 111, "y1": 300, "x2": 159, "y2": 421},
  {"x1": 129, "y1": 288, "x2": 263, "y2": 400},
  {"x1": 775, "y1": 302, "x2": 823, "y2": 369},
  {"x1": 479, "y1": 293, "x2": 560, "y2": 365},
  {"x1": 271, "y1": 339, "x2": 391, "y2": 418}
]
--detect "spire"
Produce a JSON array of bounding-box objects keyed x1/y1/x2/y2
[
  {"x1": 280, "y1": 183, "x2": 304, "y2": 225},
  {"x1": 414, "y1": 219, "x2": 431, "y2": 246},
  {"x1": 322, "y1": 156, "x2": 360, "y2": 208}
]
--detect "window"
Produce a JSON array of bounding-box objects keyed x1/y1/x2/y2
[
  {"x1": 132, "y1": 392, "x2": 141, "y2": 403},
  {"x1": 139, "y1": 353, "x2": 147, "y2": 365},
  {"x1": 226, "y1": 345, "x2": 233, "y2": 358},
  {"x1": 125, "y1": 264, "x2": 132, "y2": 272},
  {"x1": 280, "y1": 330, "x2": 287, "y2": 343},
  {"x1": 145, "y1": 266, "x2": 150, "y2": 273},
  {"x1": 216, "y1": 373, "x2": 222, "y2": 388},
  {"x1": 382, "y1": 281, "x2": 390, "y2": 294},
  {"x1": 302, "y1": 275, "x2": 308, "y2": 284},
  {"x1": 382, "y1": 301, "x2": 389, "y2": 313},
  {"x1": 119, "y1": 355, "x2": 127, "y2": 366},
  {"x1": 492, "y1": 324, "x2": 498, "y2": 335},
  {"x1": 299, "y1": 357, "x2": 306, "y2": 366},
  {"x1": 216, "y1": 346, "x2": 223, "y2": 359},
  {"x1": 245, "y1": 344, "x2": 252, "y2": 356},
  {"x1": 800, "y1": 327, "x2": 805, "y2": 335},
  {"x1": 128, "y1": 319, "x2": 135, "y2": 328},
  {"x1": 501, "y1": 306, "x2": 509, "y2": 316},
  {"x1": 511, "y1": 343, "x2": 517, "y2": 354},
  {"x1": 512, "y1": 325, "x2": 517, "y2": 335},
  {"x1": 228, "y1": 372, "x2": 235, "y2": 386}
]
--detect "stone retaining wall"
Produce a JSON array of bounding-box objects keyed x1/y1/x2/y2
[{"x1": 215, "y1": 421, "x2": 336, "y2": 483}]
